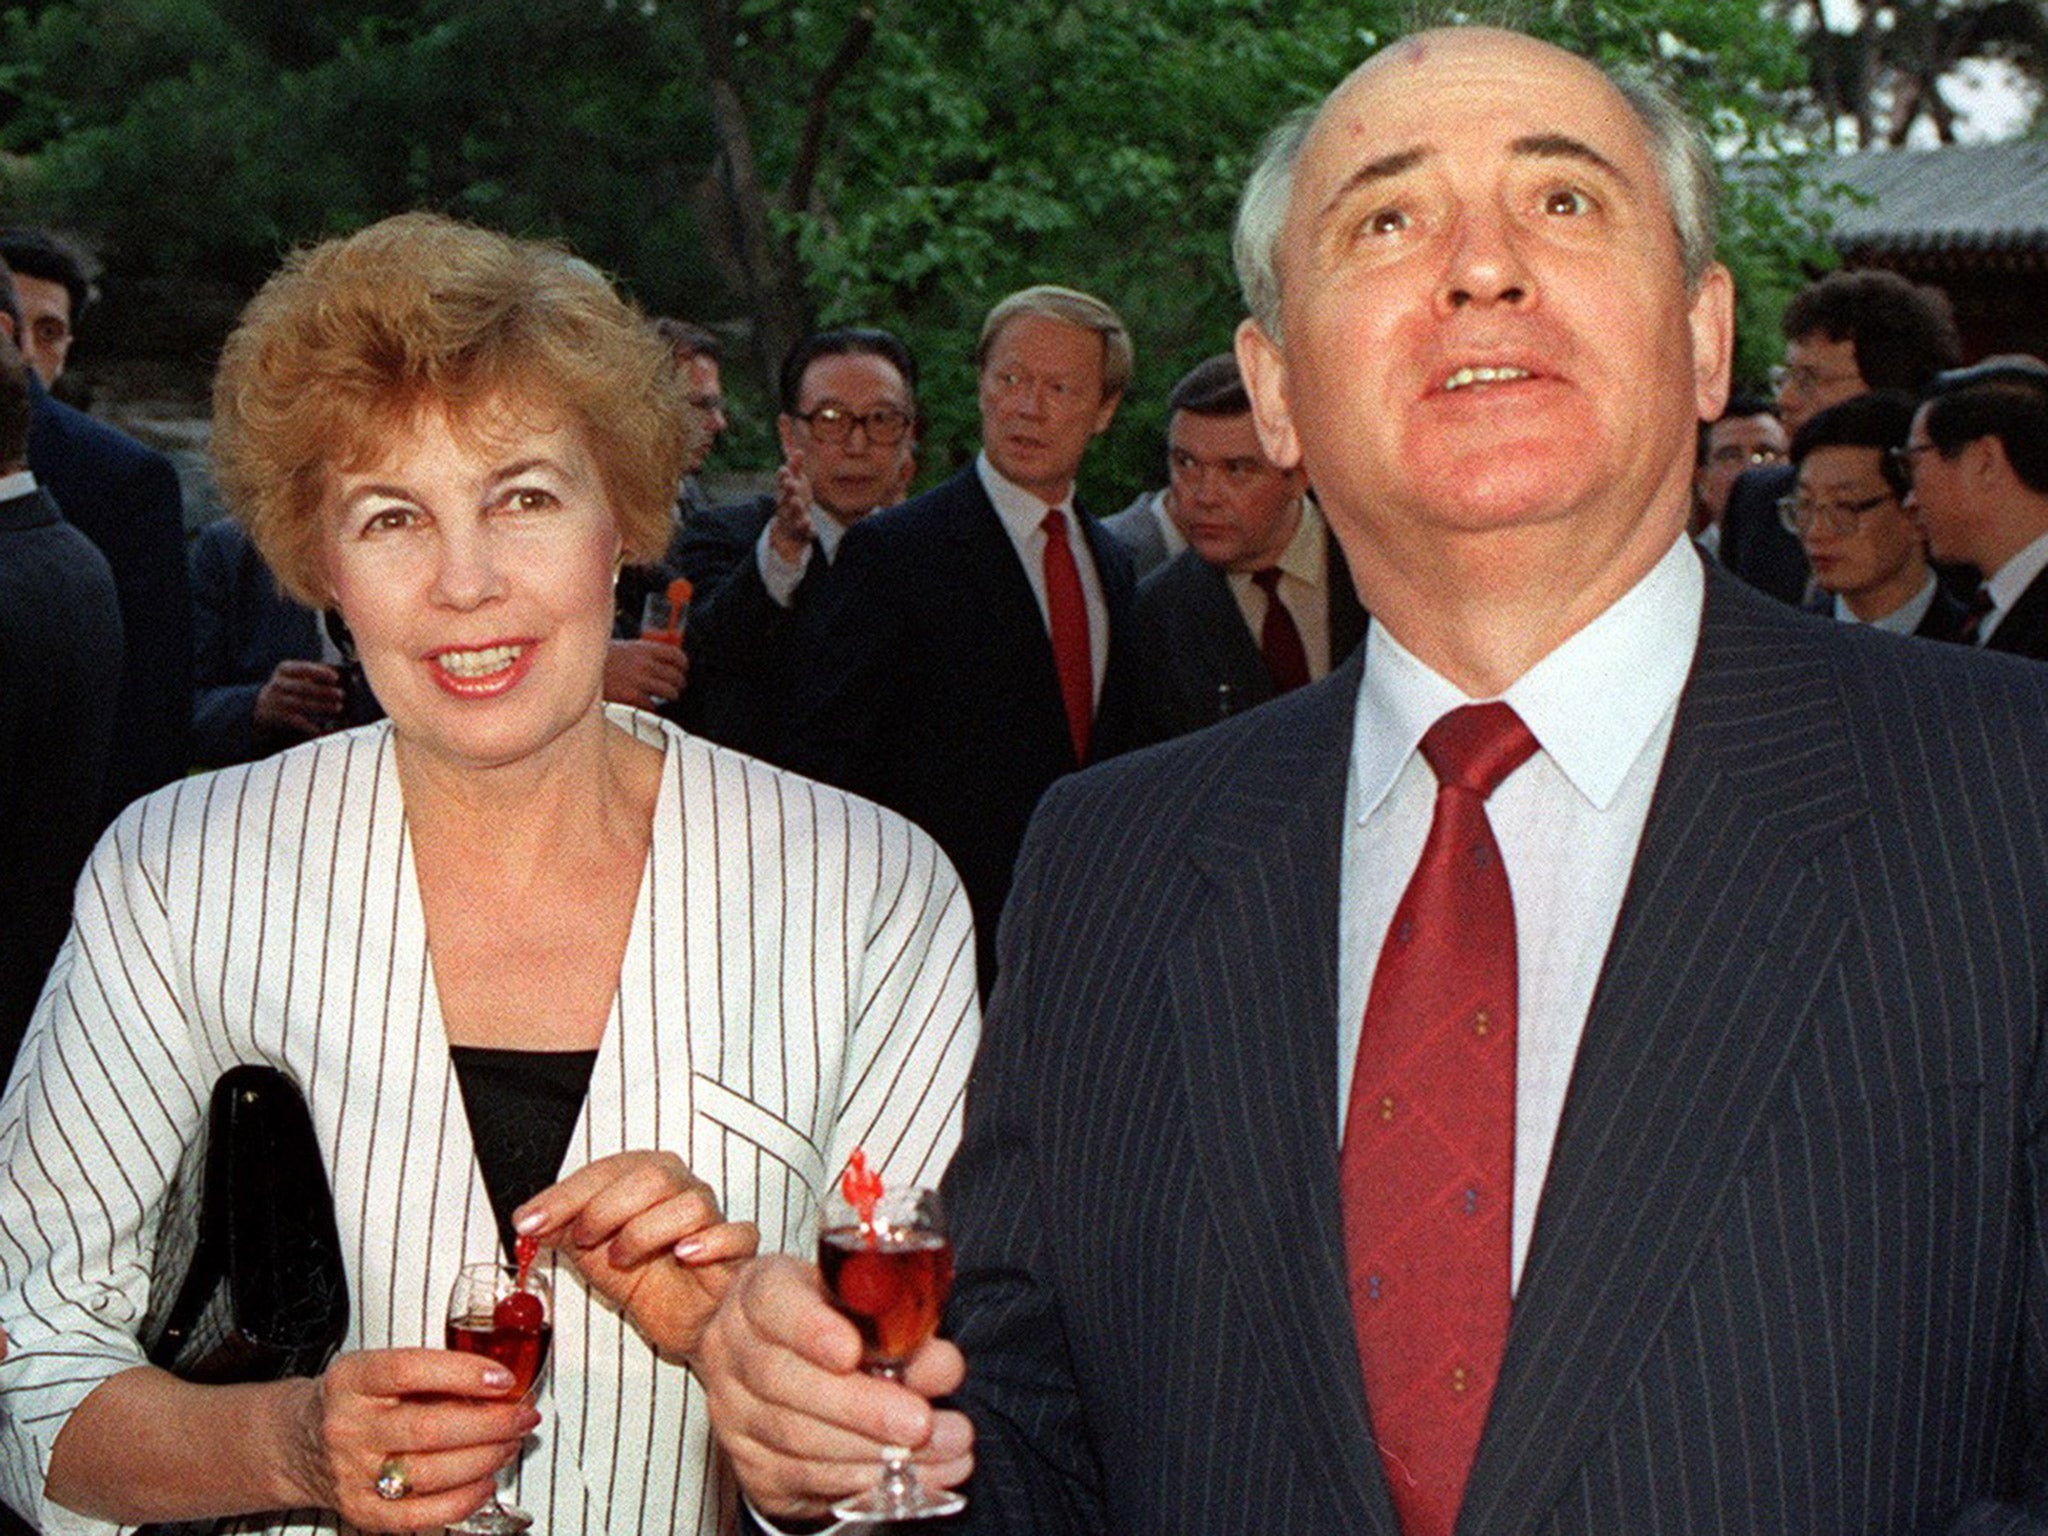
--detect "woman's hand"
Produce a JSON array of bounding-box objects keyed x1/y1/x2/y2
[
  {"x1": 516, "y1": 1151, "x2": 758, "y2": 1360},
  {"x1": 279, "y1": 1348, "x2": 539, "y2": 1532}
]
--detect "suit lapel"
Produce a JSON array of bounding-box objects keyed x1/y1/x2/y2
[
  {"x1": 1986, "y1": 567, "x2": 2048, "y2": 659},
  {"x1": 942, "y1": 471, "x2": 1079, "y2": 758},
  {"x1": 1169, "y1": 656, "x2": 1400, "y2": 1534},
  {"x1": 1190, "y1": 559, "x2": 1273, "y2": 704},
  {"x1": 1461, "y1": 578, "x2": 1868, "y2": 1536}
]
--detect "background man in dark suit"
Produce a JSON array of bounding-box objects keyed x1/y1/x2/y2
[
  {"x1": 1131, "y1": 351, "x2": 1366, "y2": 743},
  {"x1": 1689, "y1": 390, "x2": 1784, "y2": 556},
  {"x1": 1718, "y1": 268, "x2": 1959, "y2": 605},
  {"x1": 696, "y1": 26, "x2": 2048, "y2": 1536},
  {"x1": 1903, "y1": 370, "x2": 2048, "y2": 658},
  {"x1": 0, "y1": 325, "x2": 120, "y2": 1075},
  {"x1": 671, "y1": 326, "x2": 919, "y2": 760},
  {"x1": 778, "y1": 284, "x2": 1139, "y2": 992},
  {"x1": 0, "y1": 245, "x2": 188, "y2": 827}
]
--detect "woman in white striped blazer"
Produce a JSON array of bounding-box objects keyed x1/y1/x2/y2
[{"x1": 0, "y1": 215, "x2": 978, "y2": 1536}]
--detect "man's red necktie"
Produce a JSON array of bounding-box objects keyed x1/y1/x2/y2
[
  {"x1": 1041, "y1": 509, "x2": 1093, "y2": 761},
  {"x1": 1340, "y1": 702, "x2": 1539, "y2": 1536},
  {"x1": 1251, "y1": 566, "x2": 1311, "y2": 693}
]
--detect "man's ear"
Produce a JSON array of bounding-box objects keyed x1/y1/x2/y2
[
  {"x1": 1237, "y1": 317, "x2": 1303, "y2": 472},
  {"x1": 1687, "y1": 263, "x2": 1736, "y2": 425}
]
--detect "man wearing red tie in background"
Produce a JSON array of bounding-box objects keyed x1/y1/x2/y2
[
  {"x1": 1130, "y1": 350, "x2": 1368, "y2": 744},
  {"x1": 778, "y1": 285, "x2": 1139, "y2": 996},
  {"x1": 701, "y1": 25, "x2": 2048, "y2": 1536}
]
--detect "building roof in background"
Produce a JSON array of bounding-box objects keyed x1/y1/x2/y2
[{"x1": 1826, "y1": 141, "x2": 2048, "y2": 269}]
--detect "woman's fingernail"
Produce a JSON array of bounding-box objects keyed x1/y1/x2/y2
[
  {"x1": 513, "y1": 1209, "x2": 545, "y2": 1234},
  {"x1": 673, "y1": 1237, "x2": 705, "y2": 1261},
  {"x1": 482, "y1": 1364, "x2": 514, "y2": 1389}
]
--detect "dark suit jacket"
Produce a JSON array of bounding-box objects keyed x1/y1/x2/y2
[
  {"x1": 779, "y1": 464, "x2": 1138, "y2": 991},
  {"x1": 666, "y1": 492, "x2": 824, "y2": 761},
  {"x1": 1129, "y1": 525, "x2": 1368, "y2": 745},
  {"x1": 1715, "y1": 461, "x2": 1807, "y2": 605},
  {"x1": 942, "y1": 567, "x2": 2048, "y2": 1534},
  {"x1": 0, "y1": 487, "x2": 122, "y2": 1071},
  {"x1": 189, "y1": 516, "x2": 326, "y2": 766},
  {"x1": 1984, "y1": 565, "x2": 2048, "y2": 661},
  {"x1": 26, "y1": 376, "x2": 188, "y2": 825}
]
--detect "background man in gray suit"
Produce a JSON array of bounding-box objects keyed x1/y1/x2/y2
[{"x1": 698, "y1": 26, "x2": 2048, "y2": 1536}]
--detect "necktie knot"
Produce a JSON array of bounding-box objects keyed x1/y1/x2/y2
[
  {"x1": 1042, "y1": 508, "x2": 1070, "y2": 542},
  {"x1": 1251, "y1": 565, "x2": 1283, "y2": 594},
  {"x1": 1420, "y1": 703, "x2": 1538, "y2": 800}
]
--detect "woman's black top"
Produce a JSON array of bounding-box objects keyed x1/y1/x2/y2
[{"x1": 449, "y1": 1045, "x2": 599, "y2": 1262}]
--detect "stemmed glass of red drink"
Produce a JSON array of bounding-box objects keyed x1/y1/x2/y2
[
  {"x1": 818, "y1": 1183, "x2": 965, "y2": 1521},
  {"x1": 444, "y1": 1259, "x2": 553, "y2": 1534}
]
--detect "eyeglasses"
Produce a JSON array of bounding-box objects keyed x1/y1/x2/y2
[
  {"x1": 791, "y1": 404, "x2": 913, "y2": 445},
  {"x1": 1768, "y1": 362, "x2": 1861, "y2": 396},
  {"x1": 1777, "y1": 490, "x2": 1896, "y2": 534},
  {"x1": 1888, "y1": 442, "x2": 1940, "y2": 478}
]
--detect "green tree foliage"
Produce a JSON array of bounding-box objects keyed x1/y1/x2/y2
[{"x1": 2, "y1": 0, "x2": 1846, "y2": 499}]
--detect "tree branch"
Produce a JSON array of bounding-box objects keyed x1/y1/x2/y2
[{"x1": 784, "y1": 5, "x2": 878, "y2": 217}]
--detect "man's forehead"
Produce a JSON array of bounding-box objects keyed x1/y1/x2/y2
[{"x1": 1303, "y1": 28, "x2": 1638, "y2": 180}]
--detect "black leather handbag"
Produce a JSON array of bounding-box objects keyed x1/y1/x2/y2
[{"x1": 142, "y1": 1063, "x2": 349, "y2": 1383}]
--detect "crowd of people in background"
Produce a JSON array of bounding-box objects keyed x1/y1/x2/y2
[
  {"x1": 6, "y1": 200, "x2": 2048, "y2": 1049},
  {"x1": 7, "y1": 21, "x2": 2048, "y2": 1531}
]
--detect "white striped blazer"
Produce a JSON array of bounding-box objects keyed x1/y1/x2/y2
[{"x1": 0, "y1": 708, "x2": 979, "y2": 1536}]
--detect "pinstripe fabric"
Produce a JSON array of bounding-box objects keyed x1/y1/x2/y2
[
  {"x1": 0, "y1": 706, "x2": 978, "y2": 1536},
  {"x1": 941, "y1": 568, "x2": 2048, "y2": 1535}
]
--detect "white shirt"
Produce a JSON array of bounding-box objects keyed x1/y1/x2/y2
[
  {"x1": 1832, "y1": 571, "x2": 1939, "y2": 637},
  {"x1": 1337, "y1": 534, "x2": 1702, "y2": 1290},
  {"x1": 1980, "y1": 527, "x2": 2048, "y2": 643},
  {"x1": 1225, "y1": 497, "x2": 1335, "y2": 679},
  {"x1": 0, "y1": 469, "x2": 36, "y2": 500},
  {"x1": 977, "y1": 452, "x2": 1111, "y2": 697},
  {"x1": 757, "y1": 502, "x2": 854, "y2": 608}
]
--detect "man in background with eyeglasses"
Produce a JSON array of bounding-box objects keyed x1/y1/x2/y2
[
  {"x1": 1719, "y1": 269, "x2": 1960, "y2": 605},
  {"x1": 779, "y1": 284, "x2": 1141, "y2": 995},
  {"x1": 1783, "y1": 392, "x2": 1969, "y2": 642},
  {"x1": 1690, "y1": 392, "x2": 1785, "y2": 557},
  {"x1": 668, "y1": 327, "x2": 921, "y2": 760},
  {"x1": 1901, "y1": 364, "x2": 2048, "y2": 659}
]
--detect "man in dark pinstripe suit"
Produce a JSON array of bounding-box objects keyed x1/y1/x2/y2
[{"x1": 697, "y1": 27, "x2": 2048, "y2": 1536}]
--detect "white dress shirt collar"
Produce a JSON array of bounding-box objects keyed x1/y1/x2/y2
[
  {"x1": 0, "y1": 469, "x2": 38, "y2": 501},
  {"x1": 977, "y1": 450, "x2": 1073, "y2": 531},
  {"x1": 1833, "y1": 571, "x2": 1938, "y2": 637},
  {"x1": 810, "y1": 503, "x2": 851, "y2": 563},
  {"x1": 1352, "y1": 532, "x2": 1705, "y2": 823}
]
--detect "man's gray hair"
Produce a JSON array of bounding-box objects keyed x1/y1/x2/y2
[
  {"x1": 976, "y1": 284, "x2": 1134, "y2": 401},
  {"x1": 1231, "y1": 45, "x2": 1720, "y2": 342}
]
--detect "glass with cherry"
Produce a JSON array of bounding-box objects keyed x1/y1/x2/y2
[
  {"x1": 818, "y1": 1152, "x2": 964, "y2": 1522},
  {"x1": 444, "y1": 1236, "x2": 553, "y2": 1535}
]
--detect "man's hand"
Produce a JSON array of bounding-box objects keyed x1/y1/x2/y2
[
  {"x1": 254, "y1": 659, "x2": 346, "y2": 740},
  {"x1": 767, "y1": 451, "x2": 815, "y2": 566},
  {"x1": 603, "y1": 638, "x2": 688, "y2": 711},
  {"x1": 693, "y1": 1254, "x2": 973, "y2": 1522},
  {"x1": 515, "y1": 1152, "x2": 757, "y2": 1360}
]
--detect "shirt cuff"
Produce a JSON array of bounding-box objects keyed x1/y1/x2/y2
[{"x1": 757, "y1": 522, "x2": 813, "y2": 609}]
